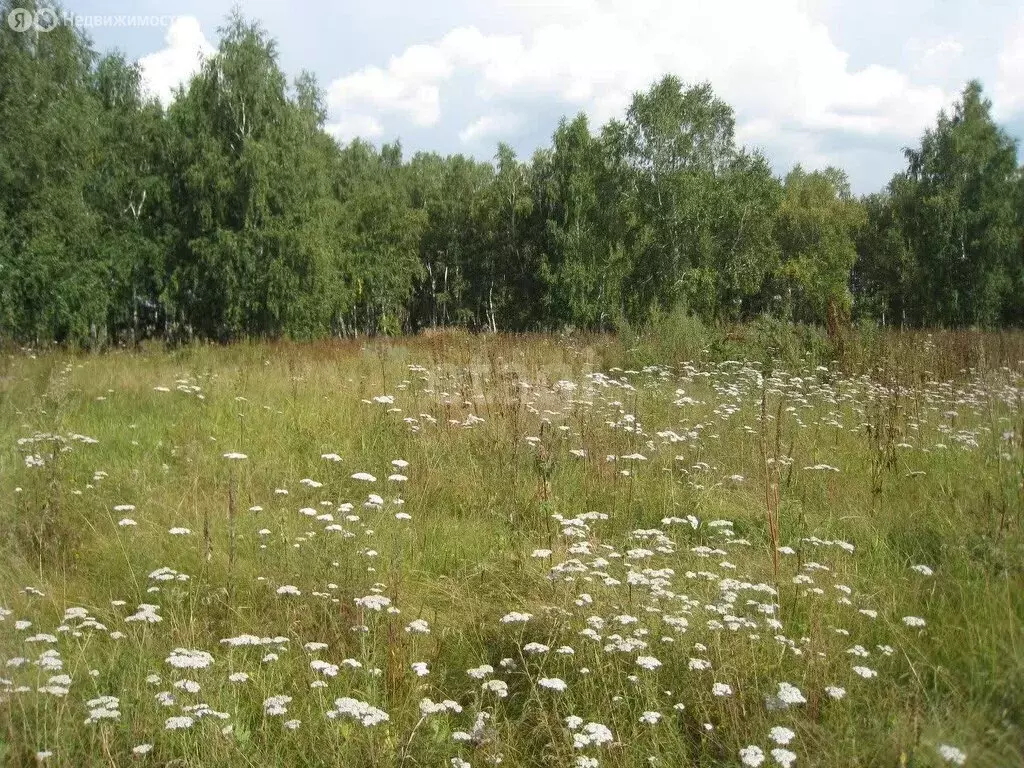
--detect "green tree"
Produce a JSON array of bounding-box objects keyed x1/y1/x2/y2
[
  {"x1": 901, "y1": 81, "x2": 1020, "y2": 326},
  {"x1": 771, "y1": 166, "x2": 866, "y2": 325},
  {"x1": 0, "y1": 1, "x2": 104, "y2": 344}
]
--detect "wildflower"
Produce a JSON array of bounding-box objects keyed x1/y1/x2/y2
[
  {"x1": 223, "y1": 452, "x2": 247, "y2": 460},
  {"x1": 500, "y1": 611, "x2": 532, "y2": 623},
  {"x1": 482, "y1": 679, "x2": 508, "y2": 697},
  {"x1": 769, "y1": 726, "x2": 795, "y2": 745},
  {"x1": 354, "y1": 594, "x2": 391, "y2": 611},
  {"x1": 168, "y1": 527, "x2": 191, "y2": 535},
  {"x1": 451, "y1": 759, "x2": 470, "y2": 768},
  {"x1": 166, "y1": 649, "x2": 214, "y2": 669},
  {"x1": 321, "y1": 453, "x2": 342, "y2": 462},
  {"x1": 310, "y1": 660, "x2": 339, "y2": 677},
  {"x1": 84, "y1": 695, "x2": 120, "y2": 724},
  {"x1": 405, "y1": 619, "x2": 430, "y2": 634},
  {"x1": 228, "y1": 672, "x2": 249, "y2": 683},
  {"x1": 283, "y1": 719, "x2": 301, "y2": 730},
  {"x1": 132, "y1": 743, "x2": 153, "y2": 755},
  {"x1": 639, "y1": 711, "x2": 662, "y2": 724},
  {"x1": 276, "y1": 585, "x2": 301, "y2": 596},
  {"x1": 263, "y1": 695, "x2": 292, "y2": 716},
  {"x1": 411, "y1": 662, "x2": 429, "y2": 676},
  {"x1": 635, "y1": 655, "x2": 662, "y2": 670},
  {"x1": 538, "y1": 677, "x2": 567, "y2": 691},
  {"x1": 328, "y1": 697, "x2": 389, "y2": 727},
  {"x1": 532, "y1": 549, "x2": 553, "y2": 558},
  {"x1": 852, "y1": 666, "x2": 877, "y2": 679},
  {"x1": 118, "y1": 518, "x2": 138, "y2": 527},
  {"x1": 351, "y1": 472, "x2": 377, "y2": 482},
  {"x1": 712, "y1": 682, "x2": 733, "y2": 696},
  {"x1": 825, "y1": 686, "x2": 846, "y2": 700},
  {"x1": 911, "y1": 564, "x2": 934, "y2": 576},
  {"x1": 937, "y1": 745, "x2": 967, "y2": 765},
  {"x1": 772, "y1": 748, "x2": 797, "y2": 767},
  {"x1": 523, "y1": 642, "x2": 549, "y2": 654},
  {"x1": 164, "y1": 716, "x2": 194, "y2": 730},
  {"x1": 740, "y1": 746, "x2": 765, "y2": 767},
  {"x1": 902, "y1": 616, "x2": 926, "y2": 628},
  {"x1": 572, "y1": 722, "x2": 614, "y2": 749},
  {"x1": 775, "y1": 682, "x2": 807, "y2": 705},
  {"x1": 173, "y1": 680, "x2": 200, "y2": 693},
  {"x1": 467, "y1": 664, "x2": 494, "y2": 680}
]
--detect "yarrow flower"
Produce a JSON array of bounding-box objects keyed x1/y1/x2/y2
[
  {"x1": 902, "y1": 616, "x2": 927, "y2": 628},
  {"x1": 772, "y1": 747, "x2": 797, "y2": 767},
  {"x1": 770, "y1": 726, "x2": 796, "y2": 745},
  {"x1": 740, "y1": 745, "x2": 765, "y2": 767},
  {"x1": 405, "y1": 619, "x2": 430, "y2": 634},
  {"x1": 774, "y1": 682, "x2": 807, "y2": 706},
  {"x1": 937, "y1": 745, "x2": 967, "y2": 765},
  {"x1": 571, "y1": 722, "x2": 614, "y2": 749},
  {"x1": 635, "y1": 655, "x2": 662, "y2": 670},
  {"x1": 263, "y1": 695, "x2": 292, "y2": 716},
  {"x1": 500, "y1": 611, "x2": 532, "y2": 623},
  {"x1": 354, "y1": 594, "x2": 391, "y2": 611},
  {"x1": 328, "y1": 697, "x2": 389, "y2": 727},
  {"x1": 165, "y1": 649, "x2": 214, "y2": 670},
  {"x1": 538, "y1": 677, "x2": 567, "y2": 692},
  {"x1": 165, "y1": 716, "x2": 194, "y2": 730},
  {"x1": 84, "y1": 695, "x2": 120, "y2": 724},
  {"x1": 466, "y1": 664, "x2": 494, "y2": 680},
  {"x1": 482, "y1": 679, "x2": 508, "y2": 697}
]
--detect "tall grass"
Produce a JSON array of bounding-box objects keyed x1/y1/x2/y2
[{"x1": 0, "y1": 331, "x2": 1022, "y2": 767}]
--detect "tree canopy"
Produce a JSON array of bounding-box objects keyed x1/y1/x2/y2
[{"x1": 0, "y1": 7, "x2": 1021, "y2": 345}]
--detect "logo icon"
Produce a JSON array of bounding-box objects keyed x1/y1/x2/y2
[
  {"x1": 34, "y1": 7, "x2": 57, "y2": 30},
  {"x1": 6, "y1": 7, "x2": 34, "y2": 32}
]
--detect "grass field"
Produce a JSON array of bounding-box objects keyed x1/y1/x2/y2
[{"x1": 1, "y1": 333, "x2": 1023, "y2": 767}]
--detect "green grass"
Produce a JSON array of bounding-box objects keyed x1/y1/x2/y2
[{"x1": 0, "y1": 334, "x2": 1022, "y2": 767}]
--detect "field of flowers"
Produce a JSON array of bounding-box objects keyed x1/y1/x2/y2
[{"x1": 1, "y1": 334, "x2": 1022, "y2": 767}]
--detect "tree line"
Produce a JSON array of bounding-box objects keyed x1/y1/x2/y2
[{"x1": 1, "y1": 8, "x2": 1022, "y2": 345}]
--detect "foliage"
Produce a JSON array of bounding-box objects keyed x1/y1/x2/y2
[{"x1": 0, "y1": 10, "x2": 1021, "y2": 345}]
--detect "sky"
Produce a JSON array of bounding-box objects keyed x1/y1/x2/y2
[{"x1": 67, "y1": 0, "x2": 1024, "y2": 194}]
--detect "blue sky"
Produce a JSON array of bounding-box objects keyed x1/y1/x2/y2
[{"x1": 70, "y1": 0, "x2": 1024, "y2": 193}]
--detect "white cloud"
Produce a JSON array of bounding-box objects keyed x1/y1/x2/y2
[
  {"x1": 138, "y1": 16, "x2": 214, "y2": 107},
  {"x1": 459, "y1": 112, "x2": 523, "y2": 144},
  {"x1": 907, "y1": 35, "x2": 964, "y2": 76},
  {"x1": 326, "y1": 114, "x2": 384, "y2": 144},
  {"x1": 324, "y1": 0, "x2": 952, "y2": 165},
  {"x1": 994, "y1": 17, "x2": 1024, "y2": 120}
]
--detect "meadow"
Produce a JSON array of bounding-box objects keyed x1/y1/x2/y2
[{"x1": 1, "y1": 330, "x2": 1023, "y2": 767}]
